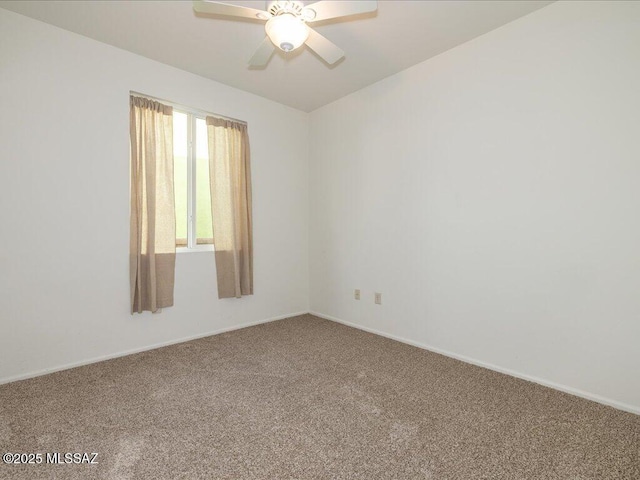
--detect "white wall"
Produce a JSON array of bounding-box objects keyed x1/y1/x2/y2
[
  {"x1": 2, "y1": 1, "x2": 639, "y2": 415},
  {"x1": 309, "y1": 1, "x2": 640, "y2": 413},
  {"x1": 0, "y1": 8, "x2": 309, "y2": 382}
]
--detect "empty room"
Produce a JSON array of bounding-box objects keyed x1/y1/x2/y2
[{"x1": 0, "y1": 0, "x2": 638, "y2": 478}]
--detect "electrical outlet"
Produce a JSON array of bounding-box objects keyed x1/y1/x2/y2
[
  {"x1": 374, "y1": 292, "x2": 382, "y2": 305},
  {"x1": 354, "y1": 289, "x2": 360, "y2": 300}
]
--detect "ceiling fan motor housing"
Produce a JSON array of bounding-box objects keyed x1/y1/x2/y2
[{"x1": 267, "y1": 1, "x2": 305, "y2": 18}]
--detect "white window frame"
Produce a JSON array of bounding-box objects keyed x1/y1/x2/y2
[{"x1": 175, "y1": 109, "x2": 214, "y2": 254}]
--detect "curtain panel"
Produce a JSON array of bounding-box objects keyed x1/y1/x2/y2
[
  {"x1": 129, "y1": 96, "x2": 176, "y2": 313},
  {"x1": 206, "y1": 117, "x2": 253, "y2": 299}
]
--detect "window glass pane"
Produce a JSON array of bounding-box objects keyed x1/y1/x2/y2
[
  {"x1": 173, "y1": 112, "x2": 188, "y2": 246},
  {"x1": 195, "y1": 118, "x2": 213, "y2": 244}
]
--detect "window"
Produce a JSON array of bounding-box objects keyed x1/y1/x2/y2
[
  {"x1": 131, "y1": 91, "x2": 253, "y2": 300},
  {"x1": 173, "y1": 110, "x2": 214, "y2": 251}
]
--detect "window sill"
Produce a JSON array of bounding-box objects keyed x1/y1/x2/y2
[{"x1": 176, "y1": 245, "x2": 214, "y2": 254}]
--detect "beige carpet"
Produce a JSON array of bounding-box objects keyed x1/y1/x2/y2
[{"x1": 0, "y1": 314, "x2": 638, "y2": 479}]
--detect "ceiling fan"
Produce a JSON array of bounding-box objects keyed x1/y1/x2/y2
[{"x1": 193, "y1": 0, "x2": 378, "y2": 66}]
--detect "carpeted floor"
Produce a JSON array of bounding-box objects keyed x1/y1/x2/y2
[{"x1": 0, "y1": 314, "x2": 638, "y2": 479}]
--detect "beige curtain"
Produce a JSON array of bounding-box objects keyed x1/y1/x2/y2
[
  {"x1": 206, "y1": 116, "x2": 253, "y2": 299},
  {"x1": 130, "y1": 96, "x2": 176, "y2": 313}
]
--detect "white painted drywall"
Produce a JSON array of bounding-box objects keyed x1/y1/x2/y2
[
  {"x1": 2, "y1": 1, "x2": 639, "y2": 414},
  {"x1": 309, "y1": 1, "x2": 640, "y2": 412},
  {"x1": 0, "y1": 8, "x2": 309, "y2": 383}
]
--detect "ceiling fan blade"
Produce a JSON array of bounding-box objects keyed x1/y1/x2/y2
[
  {"x1": 248, "y1": 37, "x2": 276, "y2": 67},
  {"x1": 303, "y1": 1, "x2": 377, "y2": 23},
  {"x1": 304, "y1": 28, "x2": 344, "y2": 65},
  {"x1": 193, "y1": 1, "x2": 271, "y2": 20}
]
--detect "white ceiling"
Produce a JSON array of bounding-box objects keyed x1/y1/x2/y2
[{"x1": 0, "y1": 0, "x2": 553, "y2": 112}]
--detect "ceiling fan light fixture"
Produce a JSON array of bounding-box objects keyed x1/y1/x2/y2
[{"x1": 265, "y1": 13, "x2": 309, "y2": 52}]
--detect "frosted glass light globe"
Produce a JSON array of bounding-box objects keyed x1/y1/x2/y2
[{"x1": 265, "y1": 14, "x2": 309, "y2": 52}]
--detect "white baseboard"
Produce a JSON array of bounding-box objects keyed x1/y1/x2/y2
[
  {"x1": 0, "y1": 311, "x2": 308, "y2": 386},
  {"x1": 309, "y1": 311, "x2": 640, "y2": 416},
  {"x1": 5, "y1": 309, "x2": 637, "y2": 416}
]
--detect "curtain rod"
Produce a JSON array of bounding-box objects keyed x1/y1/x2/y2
[{"x1": 130, "y1": 91, "x2": 248, "y2": 126}]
